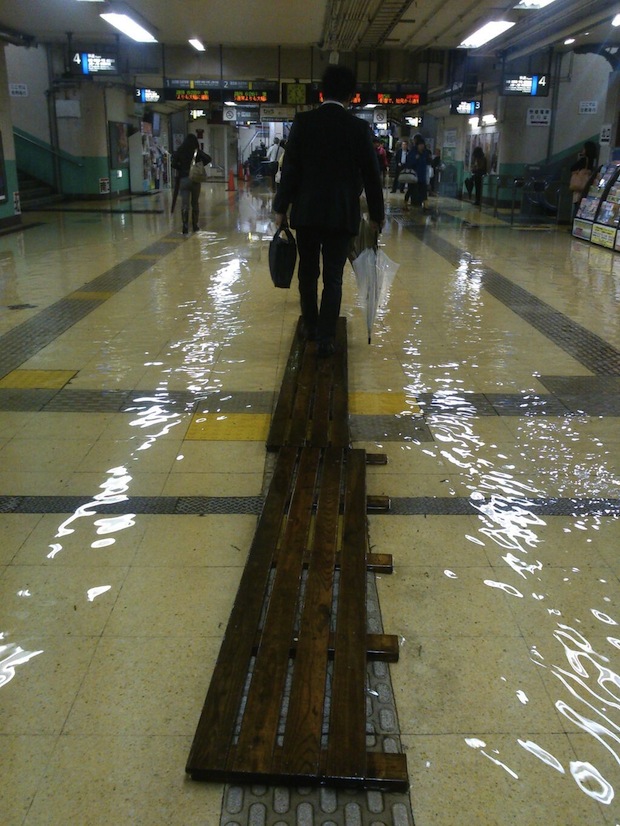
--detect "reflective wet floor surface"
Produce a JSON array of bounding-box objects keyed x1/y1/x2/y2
[{"x1": 1, "y1": 184, "x2": 620, "y2": 825}]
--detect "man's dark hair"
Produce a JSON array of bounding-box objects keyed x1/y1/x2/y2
[{"x1": 321, "y1": 65, "x2": 357, "y2": 102}]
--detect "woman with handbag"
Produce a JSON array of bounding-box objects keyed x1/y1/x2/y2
[
  {"x1": 171, "y1": 133, "x2": 212, "y2": 234},
  {"x1": 569, "y1": 141, "x2": 598, "y2": 219}
]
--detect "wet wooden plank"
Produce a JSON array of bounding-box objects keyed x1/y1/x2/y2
[
  {"x1": 185, "y1": 446, "x2": 298, "y2": 777},
  {"x1": 326, "y1": 449, "x2": 369, "y2": 780},
  {"x1": 280, "y1": 447, "x2": 344, "y2": 774},
  {"x1": 196, "y1": 749, "x2": 409, "y2": 791},
  {"x1": 267, "y1": 316, "x2": 349, "y2": 450},
  {"x1": 329, "y1": 318, "x2": 350, "y2": 447},
  {"x1": 309, "y1": 358, "x2": 333, "y2": 446},
  {"x1": 266, "y1": 319, "x2": 305, "y2": 451},
  {"x1": 232, "y1": 447, "x2": 320, "y2": 774},
  {"x1": 287, "y1": 347, "x2": 316, "y2": 446}
]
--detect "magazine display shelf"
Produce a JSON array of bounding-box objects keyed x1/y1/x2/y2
[{"x1": 572, "y1": 161, "x2": 620, "y2": 250}]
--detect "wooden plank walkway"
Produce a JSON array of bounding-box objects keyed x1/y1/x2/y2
[
  {"x1": 266, "y1": 317, "x2": 349, "y2": 451},
  {"x1": 186, "y1": 317, "x2": 408, "y2": 791}
]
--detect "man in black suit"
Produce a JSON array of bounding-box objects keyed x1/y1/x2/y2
[{"x1": 273, "y1": 65, "x2": 385, "y2": 357}]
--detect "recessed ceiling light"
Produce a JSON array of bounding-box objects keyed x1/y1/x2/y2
[
  {"x1": 564, "y1": 38, "x2": 575, "y2": 44},
  {"x1": 513, "y1": 0, "x2": 556, "y2": 8},
  {"x1": 459, "y1": 21, "x2": 516, "y2": 49},
  {"x1": 100, "y1": 4, "x2": 157, "y2": 42},
  {"x1": 189, "y1": 39, "x2": 205, "y2": 51},
  {"x1": 613, "y1": 14, "x2": 620, "y2": 26}
]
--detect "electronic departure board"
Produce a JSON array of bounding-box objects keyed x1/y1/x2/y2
[{"x1": 375, "y1": 92, "x2": 421, "y2": 105}]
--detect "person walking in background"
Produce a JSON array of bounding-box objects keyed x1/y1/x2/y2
[
  {"x1": 274, "y1": 138, "x2": 287, "y2": 188},
  {"x1": 273, "y1": 64, "x2": 385, "y2": 358},
  {"x1": 267, "y1": 137, "x2": 283, "y2": 192},
  {"x1": 171, "y1": 134, "x2": 211, "y2": 234},
  {"x1": 466, "y1": 145, "x2": 487, "y2": 206},
  {"x1": 373, "y1": 137, "x2": 388, "y2": 187},
  {"x1": 390, "y1": 139, "x2": 409, "y2": 193},
  {"x1": 403, "y1": 136, "x2": 431, "y2": 211},
  {"x1": 569, "y1": 140, "x2": 598, "y2": 219},
  {"x1": 430, "y1": 148, "x2": 444, "y2": 195}
]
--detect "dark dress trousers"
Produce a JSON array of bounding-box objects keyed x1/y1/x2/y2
[{"x1": 273, "y1": 102, "x2": 385, "y2": 344}]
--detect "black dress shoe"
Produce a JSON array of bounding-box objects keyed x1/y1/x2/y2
[
  {"x1": 317, "y1": 341, "x2": 335, "y2": 358},
  {"x1": 301, "y1": 322, "x2": 317, "y2": 341}
]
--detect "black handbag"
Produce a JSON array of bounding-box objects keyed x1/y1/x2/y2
[{"x1": 268, "y1": 223, "x2": 297, "y2": 288}]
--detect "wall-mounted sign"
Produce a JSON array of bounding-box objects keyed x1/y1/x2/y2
[
  {"x1": 224, "y1": 105, "x2": 259, "y2": 124},
  {"x1": 8, "y1": 83, "x2": 28, "y2": 97},
  {"x1": 450, "y1": 100, "x2": 481, "y2": 115},
  {"x1": 72, "y1": 51, "x2": 118, "y2": 75},
  {"x1": 527, "y1": 107, "x2": 551, "y2": 126},
  {"x1": 579, "y1": 100, "x2": 598, "y2": 114},
  {"x1": 501, "y1": 74, "x2": 549, "y2": 96},
  {"x1": 260, "y1": 105, "x2": 296, "y2": 122}
]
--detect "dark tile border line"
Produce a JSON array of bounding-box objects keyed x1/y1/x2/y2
[
  {"x1": 0, "y1": 388, "x2": 277, "y2": 414},
  {"x1": 3, "y1": 388, "x2": 620, "y2": 418},
  {"x1": 1, "y1": 494, "x2": 618, "y2": 517},
  {"x1": 0, "y1": 232, "x2": 184, "y2": 382},
  {"x1": 409, "y1": 226, "x2": 620, "y2": 375}
]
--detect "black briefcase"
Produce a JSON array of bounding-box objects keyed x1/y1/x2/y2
[{"x1": 269, "y1": 224, "x2": 297, "y2": 288}]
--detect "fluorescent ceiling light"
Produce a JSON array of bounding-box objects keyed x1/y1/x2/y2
[
  {"x1": 100, "y1": 9, "x2": 157, "y2": 42},
  {"x1": 564, "y1": 37, "x2": 575, "y2": 44},
  {"x1": 513, "y1": 0, "x2": 556, "y2": 9},
  {"x1": 613, "y1": 14, "x2": 620, "y2": 26},
  {"x1": 189, "y1": 39, "x2": 205, "y2": 51},
  {"x1": 459, "y1": 21, "x2": 516, "y2": 48}
]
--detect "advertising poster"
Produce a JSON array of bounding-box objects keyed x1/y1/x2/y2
[{"x1": 109, "y1": 122, "x2": 129, "y2": 169}]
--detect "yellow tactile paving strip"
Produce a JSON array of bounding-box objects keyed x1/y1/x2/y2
[
  {"x1": 186, "y1": 412, "x2": 272, "y2": 441},
  {"x1": 349, "y1": 392, "x2": 421, "y2": 416},
  {"x1": 0, "y1": 369, "x2": 76, "y2": 389}
]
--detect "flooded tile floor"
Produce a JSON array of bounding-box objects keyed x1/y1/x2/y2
[{"x1": 1, "y1": 183, "x2": 620, "y2": 825}]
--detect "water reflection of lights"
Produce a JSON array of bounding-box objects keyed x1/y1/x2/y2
[
  {"x1": 0, "y1": 641, "x2": 43, "y2": 688},
  {"x1": 86, "y1": 585, "x2": 112, "y2": 602},
  {"x1": 412, "y1": 381, "x2": 620, "y2": 807}
]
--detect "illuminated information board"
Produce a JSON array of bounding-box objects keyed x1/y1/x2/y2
[
  {"x1": 501, "y1": 74, "x2": 549, "y2": 96},
  {"x1": 72, "y1": 51, "x2": 118, "y2": 75},
  {"x1": 450, "y1": 100, "x2": 481, "y2": 115}
]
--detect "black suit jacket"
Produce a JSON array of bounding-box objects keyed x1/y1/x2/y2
[{"x1": 273, "y1": 102, "x2": 384, "y2": 236}]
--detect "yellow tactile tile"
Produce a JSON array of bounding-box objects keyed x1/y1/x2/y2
[
  {"x1": 349, "y1": 392, "x2": 421, "y2": 416},
  {"x1": 186, "y1": 412, "x2": 271, "y2": 441},
  {"x1": 68, "y1": 291, "x2": 115, "y2": 301},
  {"x1": 0, "y1": 369, "x2": 77, "y2": 389}
]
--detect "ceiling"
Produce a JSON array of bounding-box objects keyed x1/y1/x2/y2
[{"x1": 1, "y1": 0, "x2": 618, "y2": 63}]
